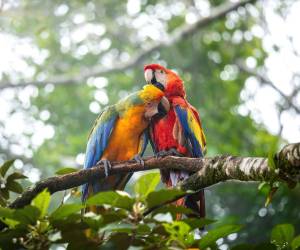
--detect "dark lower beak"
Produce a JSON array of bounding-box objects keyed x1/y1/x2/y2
[
  {"x1": 144, "y1": 68, "x2": 165, "y2": 91},
  {"x1": 155, "y1": 96, "x2": 170, "y2": 119},
  {"x1": 151, "y1": 77, "x2": 165, "y2": 91}
]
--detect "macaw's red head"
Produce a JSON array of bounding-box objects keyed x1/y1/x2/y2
[{"x1": 144, "y1": 63, "x2": 186, "y2": 98}]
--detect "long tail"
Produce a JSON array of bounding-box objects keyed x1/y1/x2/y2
[
  {"x1": 185, "y1": 190, "x2": 205, "y2": 218},
  {"x1": 168, "y1": 170, "x2": 205, "y2": 219}
]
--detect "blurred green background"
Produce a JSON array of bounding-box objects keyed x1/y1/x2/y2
[{"x1": 0, "y1": 0, "x2": 300, "y2": 247}]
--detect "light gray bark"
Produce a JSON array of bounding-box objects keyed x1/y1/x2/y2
[{"x1": 9, "y1": 143, "x2": 300, "y2": 209}]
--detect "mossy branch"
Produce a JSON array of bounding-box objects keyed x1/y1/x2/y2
[{"x1": 8, "y1": 143, "x2": 300, "y2": 210}]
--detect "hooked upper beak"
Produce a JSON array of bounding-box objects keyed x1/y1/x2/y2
[
  {"x1": 144, "y1": 96, "x2": 170, "y2": 120},
  {"x1": 144, "y1": 68, "x2": 165, "y2": 91},
  {"x1": 144, "y1": 69, "x2": 153, "y2": 84}
]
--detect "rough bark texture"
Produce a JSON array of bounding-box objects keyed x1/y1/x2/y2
[
  {"x1": 181, "y1": 143, "x2": 300, "y2": 191},
  {"x1": 0, "y1": 0, "x2": 256, "y2": 90},
  {"x1": 9, "y1": 143, "x2": 300, "y2": 210}
]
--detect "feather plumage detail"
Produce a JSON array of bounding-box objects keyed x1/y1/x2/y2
[
  {"x1": 82, "y1": 84, "x2": 166, "y2": 201},
  {"x1": 145, "y1": 64, "x2": 206, "y2": 219}
]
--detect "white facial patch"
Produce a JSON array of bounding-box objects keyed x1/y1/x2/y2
[
  {"x1": 144, "y1": 69, "x2": 153, "y2": 83},
  {"x1": 154, "y1": 70, "x2": 167, "y2": 87}
]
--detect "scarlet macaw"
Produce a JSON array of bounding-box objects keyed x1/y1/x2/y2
[
  {"x1": 82, "y1": 83, "x2": 169, "y2": 202},
  {"x1": 144, "y1": 64, "x2": 206, "y2": 218}
]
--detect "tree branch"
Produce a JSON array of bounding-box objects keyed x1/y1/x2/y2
[
  {"x1": 0, "y1": 0, "x2": 256, "y2": 90},
  {"x1": 9, "y1": 142, "x2": 300, "y2": 210}
]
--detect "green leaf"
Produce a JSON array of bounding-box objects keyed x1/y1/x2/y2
[
  {"x1": 1, "y1": 218, "x2": 19, "y2": 229},
  {"x1": 0, "y1": 227, "x2": 25, "y2": 247},
  {"x1": 86, "y1": 191, "x2": 134, "y2": 210},
  {"x1": 271, "y1": 224, "x2": 295, "y2": 248},
  {"x1": 146, "y1": 188, "x2": 186, "y2": 209},
  {"x1": 292, "y1": 235, "x2": 300, "y2": 250},
  {"x1": 199, "y1": 224, "x2": 243, "y2": 249},
  {"x1": 13, "y1": 205, "x2": 41, "y2": 225},
  {"x1": 6, "y1": 172, "x2": 27, "y2": 182},
  {"x1": 134, "y1": 172, "x2": 160, "y2": 199},
  {"x1": 150, "y1": 204, "x2": 196, "y2": 218},
  {"x1": 258, "y1": 182, "x2": 271, "y2": 196},
  {"x1": 82, "y1": 213, "x2": 102, "y2": 231},
  {"x1": 136, "y1": 223, "x2": 151, "y2": 234},
  {"x1": 254, "y1": 243, "x2": 277, "y2": 250},
  {"x1": 101, "y1": 209, "x2": 128, "y2": 225},
  {"x1": 0, "y1": 188, "x2": 9, "y2": 200},
  {"x1": 182, "y1": 218, "x2": 216, "y2": 229},
  {"x1": 0, "y1": 195, "x2": 7, "y2": 206},
  {"x1": 0, "y1": 205, "x2": 19, "y2": 229},
  {"x1": 50, "y1": 204, "x2": 83, "y2": 221},
  {"x1": 55, "y1": 167, "x2": 78, "y2": 175},
  {"x1": 0, "y1": 159, "x2": 15, "y2": 177},
  {"x1": 163, "y1": 221, "x2": 194, "y2": 246},
  {"x1": 268, "y1": 151, "x2": 276, "y2": 171},
  {"x1": 0, "y1": 206, "x2": 14, "y2": 219},
  {"x1": 231, "y1": 243, "x2": 255, "y2": 250},
  {"x1": 163, "y1": 221, "x2": 191, "y2": 236},
  {"x1": 6, "y1": 181, "x2": 23, "y2": 193},
  {"x1": 232, "y1": 243, "x2": 276, "y2": 250},
  {"x1": 100, "y1": 222, "x2": 134, "y2": 233},
  {"x1": 31, "y1": 189, "x2": 51, "y2": 218},
  {"x1": 101, "y1": 233, "x2": 131, "y2": 250}
]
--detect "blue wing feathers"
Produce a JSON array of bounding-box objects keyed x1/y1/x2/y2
[
  {"x1": 82, "y1": 114, "x2": 118, "y2": 201},
  {"x1": 174, "y1": 106, "x2": 203, "y2": 158},
  {"x1": 139, "y1": 130, "x2": 149, "y2": 156}
]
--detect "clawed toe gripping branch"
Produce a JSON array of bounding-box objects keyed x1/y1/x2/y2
[{"x1": 7, "y1": 143, "x2": 300, "y2": 211}]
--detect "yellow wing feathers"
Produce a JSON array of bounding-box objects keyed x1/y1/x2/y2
[{"x1": 187, "y1": 109, "x2": 206, "y2": 151}]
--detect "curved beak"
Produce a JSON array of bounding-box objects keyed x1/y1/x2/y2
[
  {"x1": 144, "y1": 69, "x2": 153, "y2": 84},
  {"x1": 160, "y1": 96, "x2": 170, "y2": 113},
  {"x1": 144, "y1": 96, "x2": 170, "y2": 120}
]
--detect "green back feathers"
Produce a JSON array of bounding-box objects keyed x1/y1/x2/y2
[
  {"x1": 87, "y1": 85, "x2": 163, "y2": 139},
  {"x1": 87, "y1": 91, "x2": 143, "y2": 139}
]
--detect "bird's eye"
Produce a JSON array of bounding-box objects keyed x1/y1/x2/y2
[{"x1": 160, "y1": 70, "x2": 163, "y2": 73}]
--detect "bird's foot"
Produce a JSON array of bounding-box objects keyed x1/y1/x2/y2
[
  {"x1": 96, "y1": 159, "x2": 112, "y2": 177},
  {"x1": 155, "y1": 148, "x2": 183, "y2": 158},
  {"x1": 132, "y1": 154, "x2": 144, "y2": 166}
]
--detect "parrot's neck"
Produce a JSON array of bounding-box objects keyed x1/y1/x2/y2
[{"x1": 165, "y1": 81, "x2": 186, "y2": 98}]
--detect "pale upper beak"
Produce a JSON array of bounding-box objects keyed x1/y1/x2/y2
[
  {"x1": 144, "y1": 69, "x2": 153, "y2": 83},
  {"x1": 144, "y1": 96, "x2": 170, "y2": 120}
]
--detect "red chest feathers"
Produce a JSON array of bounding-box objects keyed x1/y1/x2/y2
[{"x1": 152, "y1": 109, "x2": 188, "y2": 155}]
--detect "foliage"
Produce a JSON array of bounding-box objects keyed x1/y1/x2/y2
[
  {"x1": 0, "y1": 160, "x2": 27, "y2": 206},
  {"x1": 0, "y1": 170, "x2": 299, "y2": 250},
  {"x1": 0, "y1": 0, "x2": 299, "y2": 247}
]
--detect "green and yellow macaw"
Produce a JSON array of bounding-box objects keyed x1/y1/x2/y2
[{"x1": 81, "y1": 83, "x2": 169, "y2": 202}]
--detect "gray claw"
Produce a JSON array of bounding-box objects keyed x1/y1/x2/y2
[
  {"x1": 133, "y1": 154, "x2": 144, "y2": 166},
  {"x1": 155, "y1": 150, "x2": 168, "y2": 158},
  {"x1": 96, "y1": 159, "x2": 112, "y2": 177},
  {"x1": 168, "y1": 148, "x2": 183, "y2": 157},
  {"x1": 156, "y1": 149, "x2": 183, "y2": 158}
]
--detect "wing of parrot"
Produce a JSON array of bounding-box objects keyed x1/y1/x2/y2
[
  {"x1": 138, "y1": 130, "x2": 149, "y2": 156},
  {"x1": 174, "y1": 104, "x2": 205, "y2": 157},
  {"x1": 174, "y1": 102, "x2": 206, "y2": 218},
  {"x1": 190, "y1": 105, "x2": 206, "y2": 153},
  {"x1": 82, "y1": 106, "x2": 118, "y2": 201}
]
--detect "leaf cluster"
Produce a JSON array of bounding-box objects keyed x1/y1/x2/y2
[{"x1": 0, "y1": 169, "x2": 243, "y2": 250}]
